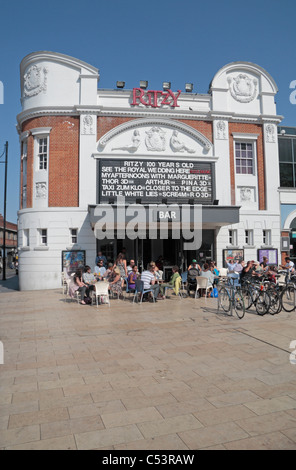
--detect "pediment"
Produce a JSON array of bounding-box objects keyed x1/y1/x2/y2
[{"x1": 96, "y1": 119, "x2": 213, "y2": 157}]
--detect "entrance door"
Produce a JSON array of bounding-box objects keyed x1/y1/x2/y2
[{"x1": 185, "y1": 229, "x2": 214, "y2": 268}]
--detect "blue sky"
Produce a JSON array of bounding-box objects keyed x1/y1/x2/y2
[{"x1": 0, "y1": 0, "x2": 295, "y2": 223}]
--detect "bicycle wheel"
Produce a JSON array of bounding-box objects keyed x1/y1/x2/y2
[
  {"x1": 218, "y1": 286, "x2": 230, "y2": 313},
  {"x1": 234, "y1": 290, "x2": 245, "y2": 319},
  {"x1": 281, "y1": 285, "x2": 296, "y2": 312},
  {"x1": 268, "y1": 290, "x2": 282, "y2": 315},
  {"x1": 255, "y1": 291, "x2": 271, "y2": 315},
  {"x1": 241, "y1": 287, "x2": 253, "y2": 310}
]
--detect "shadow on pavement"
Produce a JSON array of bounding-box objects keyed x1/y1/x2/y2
[{"x1": 0, "y1": 273, "x2": 19, "y2": 293}]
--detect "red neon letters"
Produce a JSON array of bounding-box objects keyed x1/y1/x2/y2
[{"x1": 131, "y1": 88, "x2": 181, "y2": 108}]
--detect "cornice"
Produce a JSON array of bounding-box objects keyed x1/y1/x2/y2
[{"x1": 16, "y1": 105, "x2": 284, "y2": 130}]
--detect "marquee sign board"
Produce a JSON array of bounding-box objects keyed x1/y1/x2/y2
[{"x1": 98, "y1": 159, "x2": 214, "y2": 204}]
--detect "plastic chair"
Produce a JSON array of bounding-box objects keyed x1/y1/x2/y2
[
  {"x1": 164, "y1": 276, "x2": 183, "y2": 299},
  {"x1": 195, "y1": 276, "x2": 211, "y2": 299},
  {"x1": 94, "y1": 281, "x2": 110, "y2": 307},
  {"x1": 66, "y1": 278, "x2": 83, "y2": 303},
  {"x1": 133, "y1": 279, "x2": 155, "y2": 303},
  {"x1": 61, "y1": 272, "x2": 68, "y2": 295},
  {"x1": 124, "y1": 276, "x2": 135, "y2": 300},
  {"x1": 218, "y1": 268, "x2": 228, "y2": 278},
  {"x1": 181, "y1": 272, "x2": 188, "y2": 294}
]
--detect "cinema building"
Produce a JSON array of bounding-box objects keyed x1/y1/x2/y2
[{"x1": 17, "y1": 51, "x2": 282, "y2": 290}]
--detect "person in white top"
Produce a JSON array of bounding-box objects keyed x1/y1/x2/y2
[
  {"x1": 127, "y1": 260, "x2": 135, "y2": 274},
  {"x1": 281, "y1": 256, "x2": 295, "y2": 273},
  {"x1": 140, "y1": 264, "x2": 160, "y2": 301}
]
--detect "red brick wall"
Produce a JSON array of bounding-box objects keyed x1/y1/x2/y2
[
  {"x1": 229, "y1": 123, "x2": 265, "y2": 209},
  {"x1": 22, "y1": 116, "x2": 79, "y2": 208}
]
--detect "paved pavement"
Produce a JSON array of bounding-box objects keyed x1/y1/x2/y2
[{"x1": 0, "y1": 278, "x2": 296, "y2": 450}]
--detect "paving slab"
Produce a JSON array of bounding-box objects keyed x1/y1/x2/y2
[{"x1": 1, "y1": 282, "x2": 296, "y2": 450}]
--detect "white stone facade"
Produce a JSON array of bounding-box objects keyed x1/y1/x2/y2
[{"x1": 17, "y1": 52, "x2": 282, "y2": 290}]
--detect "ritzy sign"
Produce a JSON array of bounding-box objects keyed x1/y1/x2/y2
[{"x1": 131, "y1": 87, "x2": 181, "y2": 108}]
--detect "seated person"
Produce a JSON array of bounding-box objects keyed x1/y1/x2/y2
[
  {"x1": 94, "y1": 260, "x2": 107, "y2": 280},
  {"x1": 140, "y1": 263, "x2": 160, "y2": 302},
  {"x1": 210, "y1": 261, "x2": 220, "y2": 285},
  {"x1": 69, "y1": 269, "x2": 91, "y2": 305},
  {"x1": 200, "y1": 263, "x2": 215, "y2": 296},
  {"x1": 187, "y1": 260, "x2": 201, "y2": 296},
  {"x1": 82, "y1": 265, "x2": 96, "y2": 293},
  {"x1": 104, "y1": 263, "x2": 114, "y2": 281},
  {"x1": 127, "y1": 265, "x2": 138, "y2": 291},
  {"x1": 109, "y1": 267, "x2": 122, "y2": 297},
  {"x1": 266, "y1": 265, "x2": 277, "y2": 284},
  {"x1": 160, "y1": 266, "x2": 181, "y2": 298}
]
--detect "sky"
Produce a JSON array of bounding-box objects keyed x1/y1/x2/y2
[{"x1": 0, "y1": 0, "x2": 295, "y2": 224}]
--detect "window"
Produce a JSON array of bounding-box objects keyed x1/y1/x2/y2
[
  {"x1": 70, "y1": 228, "x2": 78, "y2": 244},
  {"x1": 245, "y1": 230, "x2": 253, "y2": 245},
  {"x1": 39, "y1": 229, "x2": 47, "y2": 246},
  {"x1": 228, "y1": 229, "x2": 237, "y2": 246},
  {"x1": 23, "y1": 229, "x2": 29, "y2": 247},
  {"x1": 279, "y1": 137, "x2": 296, "y2": 187},
  {"x1": 263, "y1": 230, "x2": 271, "y2": 245},
  {"x1": 22, "y1": 140, "x2": 27, "y2": 176},
  {"x1": 38, "y1": 137, "x2": 48, "y2": 170},
  {"x1": 235, "y1": 142, "x2": 254, "y2": 174}
]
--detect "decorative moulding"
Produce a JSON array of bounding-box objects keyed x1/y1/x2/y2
[
  {"x1": 264, "y1": 123, "x2": 276, "y2": 143},
  {"x1": 23, "y1": 64, "x2": 48, "y2": 100},
  {"x1": 31, "y1": 127, "x2": 52, "y2": 136},
  {"x1": 81, "y1": 114, "x2": 95, "y2": 135},
  {"x1": 215, "y1": 120, "x2": 228, "y2": 140},
  {"x1": 232, "y1": 132, "x2": 259, "y2": 140},
  {"x1": 228, "y1": 73, "x2": 258, "y2": 103},
  {"x1": 97, "y1": 118, "x2": 212, "y2": 152}
]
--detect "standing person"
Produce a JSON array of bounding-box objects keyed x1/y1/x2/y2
[
  {"x1": 260, "y1": 256, "x2": 269, "y2": 272},
  {"x1": 280, "y1": 256, "x2": 295, "y2": 273},
  {"x1": 227, "y1": 259, "x2": 235, "y2": 272},
  {"x1": 240, "y1": 261, "x2": 258, "y2": 285},
  {"x1": 140, "y1": 263, "x2": 160, "y2": 302},
  {"x1": 127, "y1": 259, "x2": 135, "y2": 274},
  {"x1": 95, "y1": 251, "x2": 107, "y2": 268},
  {"x1": 94, "y1": 260, "x2": 106, "y2": 280},
  {"x1": 114, "y1": 253, "x2": 128, "y2": 287}
]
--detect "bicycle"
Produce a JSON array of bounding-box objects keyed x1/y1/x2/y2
[
  {"x1": 217, "y1": 277, "x2": 245, "y2": 319},
  {"x1": 259, "y1": 274, "x2": 282, "y2": 315},
  {"x1": 281, "y1": 284, "x2": 296, "y2": 312},
  {"x1": 240, "y1": 278, "x2": 271, "y2": 316}
]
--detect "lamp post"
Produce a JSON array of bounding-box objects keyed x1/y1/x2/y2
[{"x1": 0, "y1": 141, "x2": 8, "y2": 281}]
